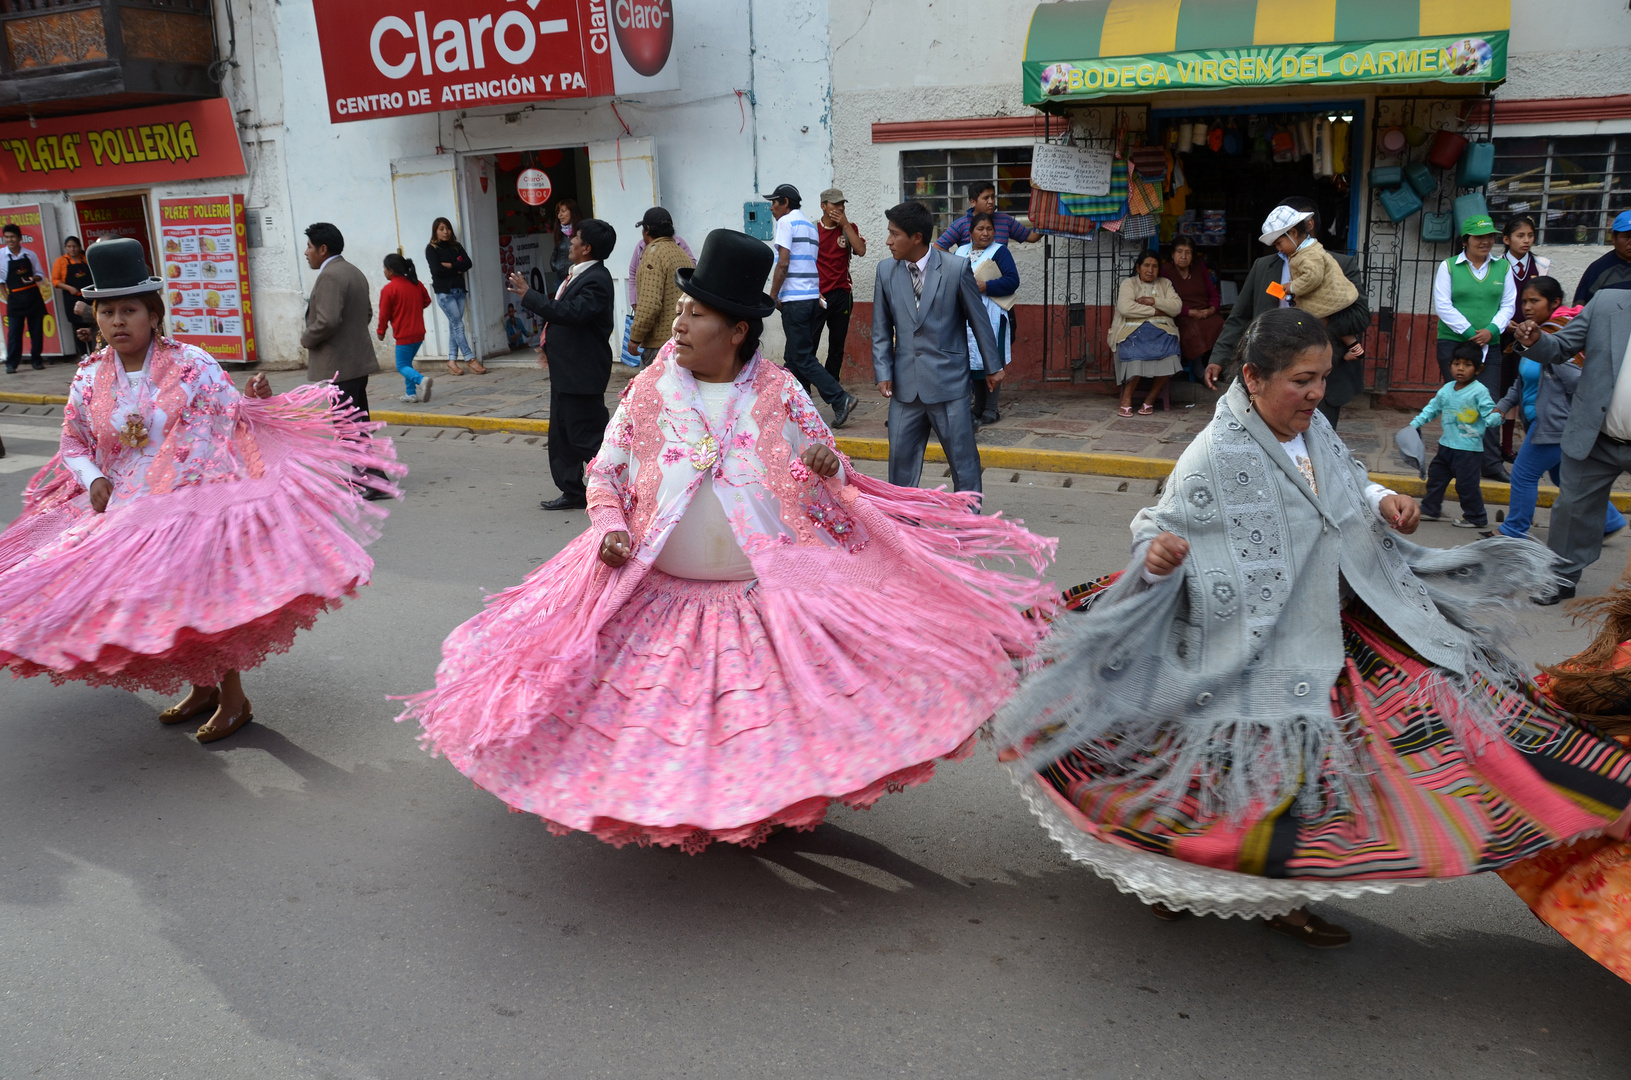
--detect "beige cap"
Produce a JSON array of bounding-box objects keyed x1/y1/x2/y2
[{"x1": 819, "y1": 187, "x2": 845, "y2": 204}]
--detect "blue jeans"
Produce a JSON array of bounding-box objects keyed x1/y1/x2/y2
[
  {"x1": 436, "y1": 288, "x2": 473, "y2": 362},
  {"x1": 395, "y1": 342, "x2": 424, "y2": 395},
  {"x1": 1500, "y1": 437, "x2": 1626, "y2": 538}
]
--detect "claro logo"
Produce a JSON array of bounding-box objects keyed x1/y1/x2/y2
[{"x1": 368, "y1": 2, "x2": 606, "y2": 78}]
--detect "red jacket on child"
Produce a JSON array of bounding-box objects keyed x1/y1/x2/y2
[{"x1": 377, "y1": 276, "x2": 431, "y2": 344}]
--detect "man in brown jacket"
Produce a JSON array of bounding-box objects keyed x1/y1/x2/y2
[
  {"x1": 301, "y1": 222, "x2": 387, "y2": 499},
  {"x1": 628, "y1": 207, "x2": 693, "y2": 364}
]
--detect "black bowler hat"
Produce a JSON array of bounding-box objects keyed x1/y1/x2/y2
[
  {"x1": 81, "y1": 237, "x2": 162, "y2": 299},
  {"x1": 675, "y1": 229, "x2": 776, "y2": 320}
]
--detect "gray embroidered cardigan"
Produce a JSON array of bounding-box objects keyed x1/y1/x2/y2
[{"x1": 995, "y1": 381, "x2": 1561, "y2": 818}]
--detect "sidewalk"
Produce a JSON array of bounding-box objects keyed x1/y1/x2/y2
[{"x1": 5, "y1": 357, "x2": 1628, "y2": 502}]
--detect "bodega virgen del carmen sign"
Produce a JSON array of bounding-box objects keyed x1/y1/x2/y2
[{"x1": 313, "y1": 0, "x2": 679, "y2": 124}]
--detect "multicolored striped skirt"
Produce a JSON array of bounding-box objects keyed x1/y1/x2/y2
[{"x1": 1011, "y1": 576, "x2": 1631, "y2": 920}]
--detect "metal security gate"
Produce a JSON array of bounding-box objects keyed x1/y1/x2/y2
[
  {"x1": 1362, "y1": 96, "x2": 1493, "y2": 394},
  {"x1": 1039, "y1": 106, "x2": 1150, "y2": 382}
]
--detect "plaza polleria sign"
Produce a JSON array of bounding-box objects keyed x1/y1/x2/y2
[
  {"x1": 1026, "y1": 34, "x2": 1507, "y2": 104},
  {"x1": 0, "y1": 98, "x2": 246, "y2": 194}
]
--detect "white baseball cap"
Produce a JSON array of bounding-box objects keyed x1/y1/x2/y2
[{"x1": 1259, "y1": 205, "x2": 1314, "y2": 246}]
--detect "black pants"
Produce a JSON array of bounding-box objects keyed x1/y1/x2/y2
[
  {"x1": 549, "y1": 388, "x2": 609, "y2": 501},
  {"x1": 1422, "y1": 444, "x2": 1486, "y2": 526},
  {"x1": 970, "y1": 369, "x2": 1002, "y2": 423},
  {"x1": 780, "y1": 298, "x2": 846, "y2": 406},
  {"x1": 6, "y1": 301, "x2": 43, "y2": 370},
  {"x1": 335, "y1": 375, "x2": 370, "y2": 419},
  {"x1": 810, "y1": 288, "x2": 853, "y2": 382},
  {"x1": 1436, "y1": 340, "x2": 1504, "y2": 477}
]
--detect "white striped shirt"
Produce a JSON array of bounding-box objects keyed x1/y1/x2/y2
[{"x1": 773, "y1": 208, "x2": 820, "y2": 302}]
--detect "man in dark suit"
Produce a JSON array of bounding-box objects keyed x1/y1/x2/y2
[
  {"x1": 1203, "y1": 197, "x2": 1369, "y2": 426},
  {"x1": 1514, "y1": 289, "x2": 1631, "y2": 602},
  {"x1": 509, "y1": 218, "x2": 616, "y2": 510},
  {"x1": 872, "y1": 201, "x2": 1002, "y2": 495},
  {"x1": 301, "y1": 222, "x2": 387, "y2": 499}
]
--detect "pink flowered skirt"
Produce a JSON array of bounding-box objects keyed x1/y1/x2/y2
[{"x1": 443, "y1": 571, "x2": 990, "y2": 853}]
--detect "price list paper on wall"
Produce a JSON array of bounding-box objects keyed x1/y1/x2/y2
[{"x1": 156, "y1": 194, "x2": 257, "y2": 363}]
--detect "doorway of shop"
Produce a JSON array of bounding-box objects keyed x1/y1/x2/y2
[
  {"x1": 1151, "y1": 101, "x2": 1365, "y2": 291},
  {"x1": 465, "y1": 147, "x2": 592, "y2": 361}
]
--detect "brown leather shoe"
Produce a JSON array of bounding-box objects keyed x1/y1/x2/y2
[
  {"x1": 159, "y1": 689, "x2": 219, "y2": 725},
  {"x1": 1265, "y1": 910, "x2": 1351, "y2": 948},
  {"x1": 195, "y1": 701, "x2": 252, "y2": 743}
]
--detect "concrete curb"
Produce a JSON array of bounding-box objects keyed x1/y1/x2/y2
[{"x1": 8, "y1": 391, "x2": 1630, "y2": 511}]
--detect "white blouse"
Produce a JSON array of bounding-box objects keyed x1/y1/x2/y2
[{"x1": 651, "y1": 379, "x2": 757, "y2": 581}]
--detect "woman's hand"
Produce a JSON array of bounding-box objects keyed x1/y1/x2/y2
[
  {"x1": 88, "y1": 477, "x2": 112, "y2": 514},
  {"x1": 1378, "y1": 493, "x2": 1420, "y2": 534},
  {"x1": 599, "y1": 530, "x2": 632, "y2": 568},
  {"x1": 976, "y1": 280, "x2": 987, "y2": 293},
  {"x1": 245, "y1": 373, "x2": 272, "y2": 399},
  {"x1": 800, "y1": 444, "x2": 842, "y2": 478},
  {"x1": 1136, "y1": 295, "x2": 1157, "y2": 306},
  {"x1": 1472, "y1": 328, "x2": 1494, "y2": 346},
  {"x1": 1190, "y1": 306, "x2": 1213, "y2": 319},
  {"x1": 1145, "y1": 532, "x2": 1190, "y2": 576}
]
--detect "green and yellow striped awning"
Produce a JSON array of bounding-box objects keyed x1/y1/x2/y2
[{"x1": 1024, "y1": 0, "x2": 1510, "y2": 105}]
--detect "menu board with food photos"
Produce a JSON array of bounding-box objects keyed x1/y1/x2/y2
[{"x1": 156, "y1": 194, "x2": 257, "y2": 364}]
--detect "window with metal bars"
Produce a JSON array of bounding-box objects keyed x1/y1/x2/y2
[
  {"x1": 898, "y1": 147, "x2": 1033, "y2": 238},
  {"x1": 1489, "y1": 135, "x2": 1629, "y2": 245}
]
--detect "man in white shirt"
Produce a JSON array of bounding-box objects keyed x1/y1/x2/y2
[
  {"x1": 766, "y1": 183, "x2": 856, "y2": 428},
  {"x1": 1513, "y1": 289, "x2": 1631, "y2": 601}
]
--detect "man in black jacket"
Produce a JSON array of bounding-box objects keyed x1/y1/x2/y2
[
  {"x1": 1203, "y1": 197, "x2": 1369, "y2": 426},
  {"x1": 508, "y1": 218, "x2": 617, "y2": 510}
]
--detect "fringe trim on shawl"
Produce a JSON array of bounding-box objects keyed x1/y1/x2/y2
[
  {"x1": 399, "y1": 475, "x2": 1057, "y2": 758},
  {"x1": 0, "y1": 384, "x2": 400, "y2": 688},
  {"x1": 995, "y1": 534, "x2": 1565, "y2": 825}
]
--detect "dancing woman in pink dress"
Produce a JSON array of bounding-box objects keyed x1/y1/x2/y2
[
  {"x1": 0, "y1": 237, "x2": 401, "y2": 742},
  {"x1": 402, "y1": 229, "x2": 1056, "y2": 851}
]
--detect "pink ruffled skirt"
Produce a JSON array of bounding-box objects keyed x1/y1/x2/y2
[{"x1": 441, "y1": 571, "x2": 993, "y2": 853}]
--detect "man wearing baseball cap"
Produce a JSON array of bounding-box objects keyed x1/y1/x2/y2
[
  {"x1": 812, "y1": 187, "x2": 866, "y2": 384},
  {"x1": 1574, "y1": 209, "x2": 1631, "y2": 305},
  {"x1": 765, "y1": 183, "x2": 857, "y2": 427},
  {"x1": 628, "y1": 206, "x2": 694, "y2": 364}
]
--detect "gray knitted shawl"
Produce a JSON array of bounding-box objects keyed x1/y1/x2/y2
[{"x1": 995, "y1": 381, "x2": 1562, "y2": 819}]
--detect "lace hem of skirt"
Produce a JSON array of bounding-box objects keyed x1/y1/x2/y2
[{"x1": 1006, "y1": 763, "x2": 1423, "y2": 919}]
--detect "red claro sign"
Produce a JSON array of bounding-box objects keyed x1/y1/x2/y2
[
  {"x1": 313, "y1": 1, "x2": 678, "y2": 125},
  {"x1": 516, "y1": 168, "x2": 552, "y2": 206}
]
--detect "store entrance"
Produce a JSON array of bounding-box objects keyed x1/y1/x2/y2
[
  {"x1": 465, "y1": 147, "x2": 591, "y2": 358},
  {"x1": 74, "y1": 194, "x2": 155, "y2": 269},
  {"x1": 1152, "y1": 100, "x2": 1364, "y2": 295}
]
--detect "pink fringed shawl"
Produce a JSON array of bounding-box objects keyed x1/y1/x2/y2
[
  {"x1": 405, "y1": 343, "x2": 1058, "y2": 756},
  {"x1": 0, "y1": 340, "x2": 403, "y2": 691}
]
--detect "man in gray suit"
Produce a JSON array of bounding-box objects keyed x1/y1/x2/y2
[
  {"x1": 300, "y1": 221, "x2": 386, "y2": 499},
  {"x1": 872, "y1": 201, "x2": 1002, "y2": 495},
  {"x1": 1514, "y1": 289, "x2": 1631, "y2": 601}
]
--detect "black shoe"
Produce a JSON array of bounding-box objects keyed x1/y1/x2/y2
[
  {"x1": 830, "y1": 391, "x2": 857, "y2": 429},
  {"x1": 362, "y1": 487, "x2": 392, "y2": 502},
  {"x1": 541, "y1": 495, "x2": 587, "y2": 511},
  {"x1": 1535, "y1": 585, "x2": 1577, "y2": 606},
  {"x1": 4, "y1": 365, "x2": 15, "y2": 374},
  {"x1": 29, "y1": 362, "x2": 42, "y2": 371},
  {"x1": 1484, "y1": 467, "x2": 1512, "y2": 483}
]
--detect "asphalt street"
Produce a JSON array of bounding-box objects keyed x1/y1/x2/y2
[{"x1": 2, "y1": 407, "x2": 1630, "y2": 1080}]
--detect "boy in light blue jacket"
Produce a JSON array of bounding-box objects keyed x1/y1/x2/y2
[{"x1": 1411, "y1": 340, "x2": 1503, "y2": 529}]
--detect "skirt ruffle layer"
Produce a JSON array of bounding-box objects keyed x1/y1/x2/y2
[
  {"x1": 432, "y1": 571, "x2": 1004, "y2": 852},
  {"x1": 0, "y1": 385, "x2": 399, "y2": 693}
]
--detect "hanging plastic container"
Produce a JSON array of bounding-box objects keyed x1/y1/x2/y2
[
  {"x1": 1453, "y1": 192, "x2": 1489, "y2": 229},
  {"x1": 1176, "y1": 123, "x2": 1193, "y2": 153},
  {"x1": 1457, "y1": 142, "x2": 1495, "y2": 187},
  {"x1": 1404, "y1": 162, "x2": 1435, "y2": 197},
  {"x1": 1421, "y1": 212, "x2": 1455, "y2": 243},
  {"x1": 1378, "y1": 127, "x2": 1408, "y2": 158},
  {"x1": 1427, "y1": 129, "x2": 1469, "y2": 169},
  {"x1": 1379, "y1": 186, "x2": 1424, "y2": 223},
  {"x1": 1369, "y1": 166, "x2": 1404, "y2": 188}
]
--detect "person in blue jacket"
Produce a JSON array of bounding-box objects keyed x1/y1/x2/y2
[
  {"x1": 955, "y1": 211, "x2": 1019, "y2": 427},
  {"x1": 1495, "y1": 275, "x2": 1626, "y2": 539}
]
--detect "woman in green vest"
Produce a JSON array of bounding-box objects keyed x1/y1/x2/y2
[{"x1": 1433, "y1": 214, "x2": 1518, "y2": 481}]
